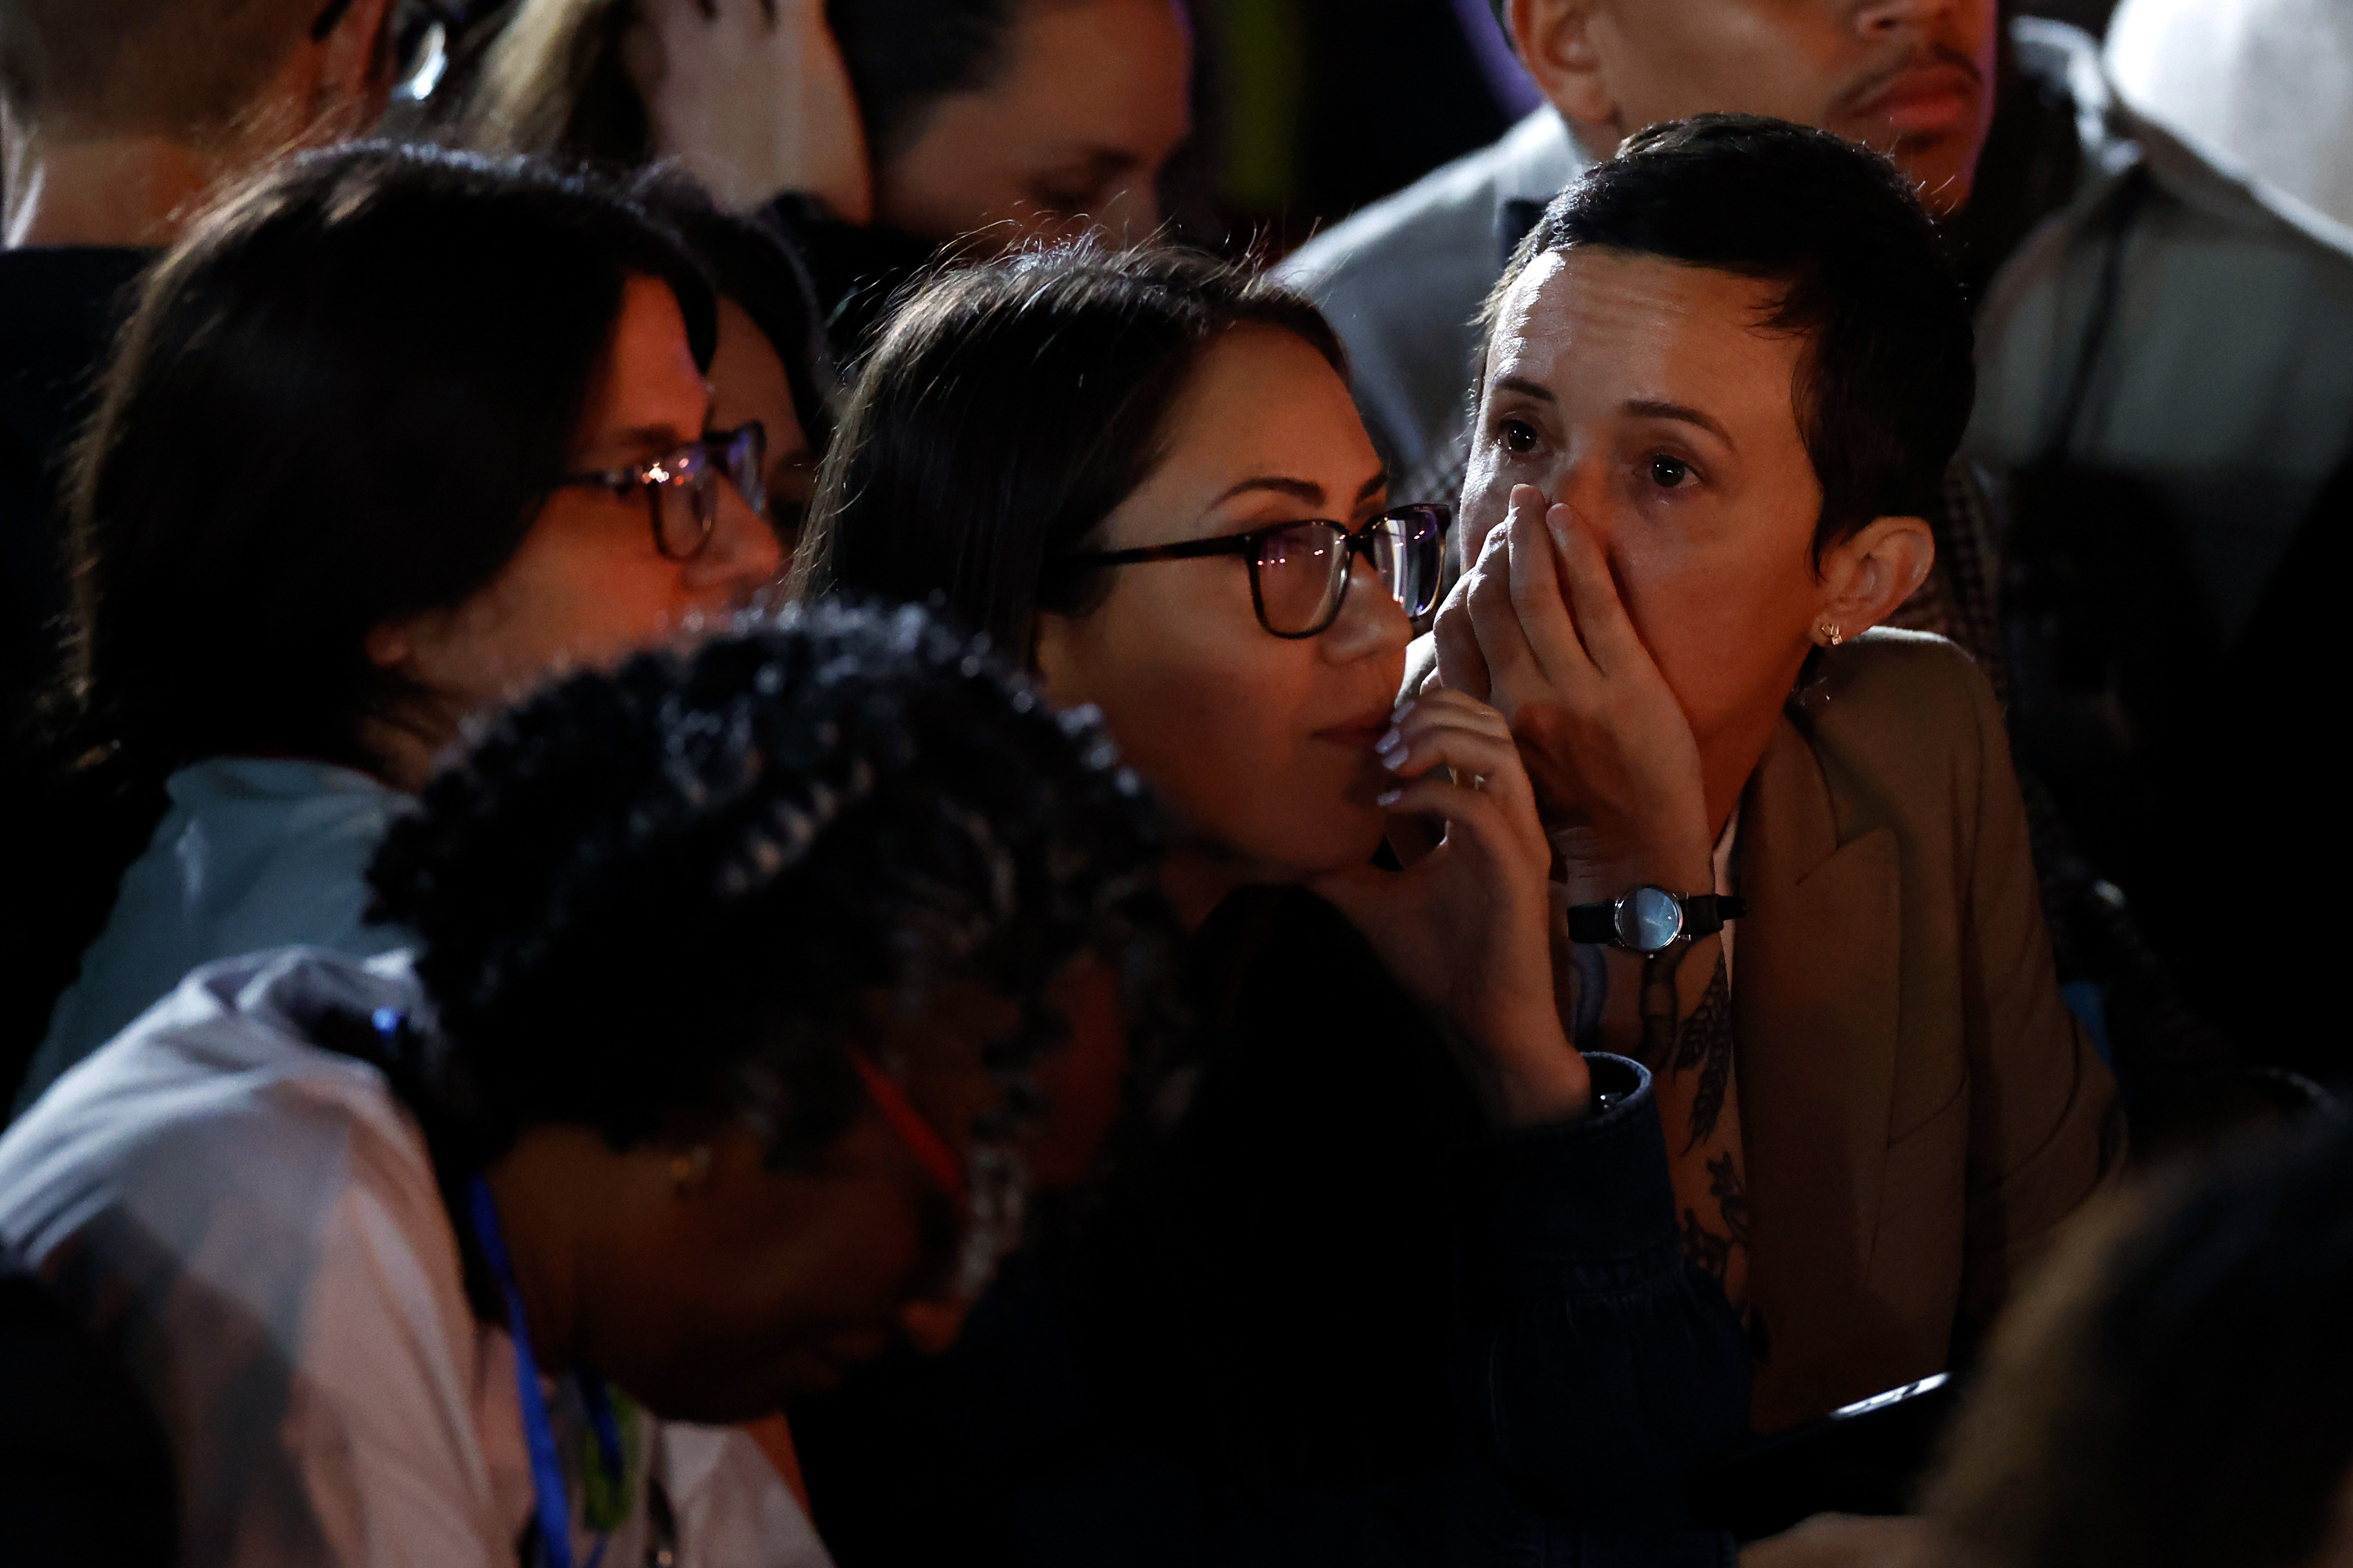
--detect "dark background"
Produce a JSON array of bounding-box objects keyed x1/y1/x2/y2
[{"x1": 1188, "y1": 0, "x2": 2123, "y2": 252}]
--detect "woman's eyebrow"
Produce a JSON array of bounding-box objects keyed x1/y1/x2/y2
[
  {"x1": 1206, "y1": 471, "x2": 1387, "y2": 511},
  {"x1": 1207, "y1": 476, "x2": 1326, "y2": 508},
  {"x1": 1623, "y1": 398, "x2": 1735, "y2": 447}
]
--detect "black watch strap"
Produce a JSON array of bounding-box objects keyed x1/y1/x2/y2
[{"x1": 1565, "y1": 889, "x2": 1747, "y2": 950}]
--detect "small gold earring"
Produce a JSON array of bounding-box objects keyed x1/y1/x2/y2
[
  {"x1": 1819, "y1": 622, "x2": 1843, "y2": 647},
  {"x1": 669, "y1": 1145, "x2": 712, "y2": 1190}
]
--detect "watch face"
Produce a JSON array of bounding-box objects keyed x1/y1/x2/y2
[{"x1": 1616, "y1": 886, "x2": 1685, "y2": 953}]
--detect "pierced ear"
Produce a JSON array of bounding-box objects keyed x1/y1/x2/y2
[
  {"x1": 1510, "y1": 0, "x2": 1618, "y2": 134},
  {"x1": 1814, "y1": 515, "x2": 1936, "y2": 646}
]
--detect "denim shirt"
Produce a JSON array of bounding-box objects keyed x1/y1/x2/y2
[{"x1": 17, "y1": 757, "x2": 412, "y2": 1115}]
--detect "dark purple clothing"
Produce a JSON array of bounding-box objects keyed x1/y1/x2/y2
[{"x1": 794, "y1": 886, "x2": 1749, "y2": 1566}]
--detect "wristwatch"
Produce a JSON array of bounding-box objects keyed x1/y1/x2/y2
[{"x1": 1565, "y1": 888, "x2": 1745, "y2": 954}]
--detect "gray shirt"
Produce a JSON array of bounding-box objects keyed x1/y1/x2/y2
[{"x1": 19, "y1": 756, "x2": 414, "y2": 1114}]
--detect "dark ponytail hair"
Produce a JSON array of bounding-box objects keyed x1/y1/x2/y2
[
  {"x1": 1, "y1": 142, "x2": 715, "y2": 1106},
  {"x1": 793, "y1": 242, "x2": 1342, "y2": 658}
]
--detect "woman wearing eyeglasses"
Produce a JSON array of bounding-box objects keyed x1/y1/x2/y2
[
  {"x1": 786, "y1": 245, "x2": 1750, "y2": 1567},
  {"x1": 10, "y1": 144, "x2": 782, "y2": 1113}
]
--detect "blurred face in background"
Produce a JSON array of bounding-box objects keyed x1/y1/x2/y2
[
  {"x1": 1511, "y1": 0, "x2": 2001, "y2": 214},
  {"x1": 876, "y1": 0, "x2": 1194, "y2": 246}
]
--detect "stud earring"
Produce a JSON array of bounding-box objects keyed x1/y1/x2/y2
[
  {"x1": 669, "y1": 1145, "x2": 712, "y2": 1190},
  {"x1": 1818, "y1": 622, "x2": 1843, "y2": 647}
]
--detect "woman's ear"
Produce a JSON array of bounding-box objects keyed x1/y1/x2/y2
[
  {"x1": 1813, "y1": 515, "x2": 1936, "y2": 646},
  {"x1": 1509, "y1": 0, "x2": 1620, "y2": 137}
]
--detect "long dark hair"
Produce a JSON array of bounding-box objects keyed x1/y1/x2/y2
[
  {"x1": 791, "y1": 243, "x2": 1342, "y2": 658},
  {"x1": 1, "y1": 142, "x2": 715, "y2": 1105}
]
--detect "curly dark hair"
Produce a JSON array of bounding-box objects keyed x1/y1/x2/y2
[{"x1": 363, "y1": 600, "x2": 1171, "y2": 1170}]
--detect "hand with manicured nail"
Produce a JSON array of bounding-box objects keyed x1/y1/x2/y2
[
  {"x1": 1311, "y1": 686, "x2": 1590, "y2": 1127},
  {"x1": 1430, "y1": 483, "x2": 1711, "y2": 903}
]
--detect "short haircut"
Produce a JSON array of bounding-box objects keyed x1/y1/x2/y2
[
  {"x1": 1482, "y1": 114, "x2": 1976, "y2": 559},
  {"x1": 0, "y1": 0, "x2": 314, "y2": 136},
  {"x1": 364, "y1": 600, "x2": 1170, "y2": 1168},
  {"x1": 794, "y1": 242, "x2": 1343, "y2": 658},
  {"x1": 67, "y1": 141, "x2": 717, "y2": 778}
]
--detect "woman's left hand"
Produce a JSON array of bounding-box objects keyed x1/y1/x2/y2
[
  {"x1": 630, "y1": 0, "x2": 874, "y2": 221},
  {"x1": 1310, "y1": 688, "x2": 1590, "y2": 1127}
]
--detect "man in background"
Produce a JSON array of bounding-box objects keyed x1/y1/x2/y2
[
  {"x1": 1275, "y1": 0, "x2": 2106, "y2": 490},
  {"x1": 0, "y1": 0, "x2": 399, "y2": 733},
  {"x1": 1968, "y1": 0, "x2": 2353, "y2": 1082}
]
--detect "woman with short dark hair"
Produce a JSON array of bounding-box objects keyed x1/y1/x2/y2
[
  {"x1": 10, "y1": 142, "x2": 782, "y2": 1112},
  {"x1": 789, "y1": 242, "x2": 1750, "y2": 1567},
  {"x1": 0, "y1": 601, "x2": 1168, "y2": 1568}
]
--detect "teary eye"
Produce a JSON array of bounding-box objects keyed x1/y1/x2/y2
[
  {"x1": 1649, "y1": 454, "x2": 1693, "y2": 488},
  {"x1": 1500, "y1": 418, "x2": 1540, "y2": 455}
]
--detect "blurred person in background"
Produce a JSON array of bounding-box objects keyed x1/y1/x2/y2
[
  {"x1": 0, "y1": 0, "x2": 412, "y2": 743},
  {"x1": 1968, "y1": 0, "x2": 2353, "y2": 1085},
  {"x1": 458, "y1": 0, "x2": 1193, "y2": 354},
  {"x1": 791, "y1": 242, "x2": 1750, "y2": 1566},
  {"x1": 4, "y1": 144, "x2": 782, "y2": 1115},
  {"x1": 1427, "y1": 115, "x2": 2116, "y2": 1436},
  {"x1": 0, "y1": 601, "x2": 1168, "y2": 1568},
  {"x1": 1920, "y1": 1112, "x2": 2353, "y2": 1568},
  {"x1": 1277, "y1": 0, "x2": 2114, "y2": 492}
]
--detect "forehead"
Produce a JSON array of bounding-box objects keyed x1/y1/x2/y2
[
  {"x1": 1156, "y1": 325, "x2": 1371, "y2": 483},
  {"x1": 591, "y1": 276, "x2": 707, "y2": 427},
  {"x1": 1487, "y1": 248, "x2": 1806, "y2": 439}
]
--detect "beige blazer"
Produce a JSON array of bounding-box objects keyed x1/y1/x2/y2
[{"x1": 1733, "y1": 628, "x2": 2122, "y2": 1432}]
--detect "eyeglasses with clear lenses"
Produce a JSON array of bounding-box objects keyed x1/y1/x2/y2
[
  {"x1": 1063, "y1": 504, "x2": 1451, "y2": 639},
  {"x1": 554, "y1": 422, "x2": 767, "y2": 563}
]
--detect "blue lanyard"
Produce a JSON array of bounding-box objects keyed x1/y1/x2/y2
[{"x1": 467, "y1": 1177, "x2": 622, "y2": 1568}]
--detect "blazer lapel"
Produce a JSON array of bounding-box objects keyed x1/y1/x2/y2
[{"x1": 1733, "y1": 716, "x2": 1905, "y2": 1428}]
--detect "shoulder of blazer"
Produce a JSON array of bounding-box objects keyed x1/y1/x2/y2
[{"x1": 1782, "y1": 628, "x2": 2004, "y2": 830}]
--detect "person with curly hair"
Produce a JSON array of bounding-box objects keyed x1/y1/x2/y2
[{"x1": 0, "y1": 600, "x2": 1169, "y2": 1568}]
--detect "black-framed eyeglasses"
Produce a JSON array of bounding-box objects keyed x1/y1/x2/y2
[
  {"x1": 554, "y1": 422, "x2": 767, "y2": 563},
  {"x1": 1061, "y1": 504, "x2": 1450, "y2": 639}
]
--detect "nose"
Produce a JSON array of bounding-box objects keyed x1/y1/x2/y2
[
  {"x1": 685, "y1": 482, "x2": 785, "y2": 602},
  {"x1": 1321, "y1": 549, "x2": 1414, "y2": 665}
]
